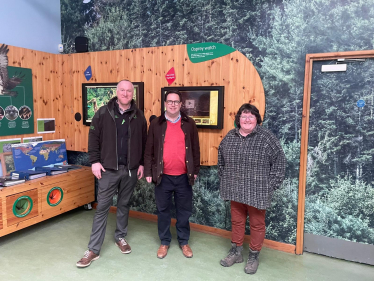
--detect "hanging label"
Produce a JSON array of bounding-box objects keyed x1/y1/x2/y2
[
  {"x1": 187, "y1": 42, "x2": 236, "y2": 63},
  {"x1": 165, "y1": 67, "x2": 176, "y2": 85},
  {"x1": 84, "y1": 66, "x2": 92, "y2": 81}
]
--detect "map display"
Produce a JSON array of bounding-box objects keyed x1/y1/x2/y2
[{"x1": 11, "y1": 139, "x2": 67, "y2": 171}]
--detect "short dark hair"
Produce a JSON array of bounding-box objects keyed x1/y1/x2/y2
[
  {"x1": 164, "y1": 89, "x2": 182, "y2": 102},
  {"x1": 235, "y1": 103, "x2": 262, "y2": 128}
]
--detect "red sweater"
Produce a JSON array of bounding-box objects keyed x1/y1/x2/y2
[{"x1": 163, "y1": 119, "x2": 187, "y2": 175}]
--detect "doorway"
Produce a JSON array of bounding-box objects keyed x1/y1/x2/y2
[{"x1": 296, "y1": 51, "x2": 374, "y2": 265}]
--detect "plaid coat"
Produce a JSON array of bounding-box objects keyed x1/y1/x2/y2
[{"x1": 218, "y1": 126, "x2": 286, "y2": 209}]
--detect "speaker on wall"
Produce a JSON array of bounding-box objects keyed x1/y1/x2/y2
[{"x1": 75, "y1": 36, "x2": 88, "y2": 53}]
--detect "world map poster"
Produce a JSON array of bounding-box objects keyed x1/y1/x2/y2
[{"x1": 11, "y1": 139, "x2": 67, "y2": 171}]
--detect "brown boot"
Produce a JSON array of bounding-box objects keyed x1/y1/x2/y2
[
  {"x1": 180, "y1": 244, "x2": 193, "y2": 258},
  {"x1": 157, "y1": 245, "x2": 169, "y2": 259},
  {"x1": 244, "y1": 248, "x2": 260, "y2": 274},
  {"x1": 220, "y1": 242, "x2": 243, "y2": 267}
]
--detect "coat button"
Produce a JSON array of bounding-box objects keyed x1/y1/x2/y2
[
  {"x1": 189, "y1": 174, "x2": 192, "y2": 176},
  {"x1": 160, "y1": 162, "x2": 162, "y2": 164},
  {"x1": 186, "y1": 147, "x2": 188, "y2": 149},
  {"x1": 186, "y1": 161, "x2": 189, "y2": 163}
]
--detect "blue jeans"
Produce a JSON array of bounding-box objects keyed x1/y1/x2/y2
[{"x1": 155, "y1": 174, "x2": 193, "y2": 246}]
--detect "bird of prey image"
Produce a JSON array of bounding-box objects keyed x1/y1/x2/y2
[{"x1": 0, "y1": 44, "x2": 24, "y2": 96}]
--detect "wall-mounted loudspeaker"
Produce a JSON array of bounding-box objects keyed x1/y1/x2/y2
[
  {"x1": 75, "y1": 112, "x2": 82, "y2": 122},
  {"x1": 75, "y1": 36, "x2": 88, "y2": 53}
]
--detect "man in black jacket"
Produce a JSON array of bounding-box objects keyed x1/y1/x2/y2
[{"x1": 76, "y1": 80, "x2": 147, "y2": 268}]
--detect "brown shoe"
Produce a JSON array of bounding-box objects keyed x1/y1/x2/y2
[
  {"x1": 116, "y1": 238, "x2": 132, "y2": 254},
  {"x1": 180, "y1": 244, "x2": 193, "y2": 258},
  {"x1": 157, "y1": 245, "x2": 169, "y2": 259},
  {"x1": 76, "y1": 250, "x2": 100, "y2": 268}
]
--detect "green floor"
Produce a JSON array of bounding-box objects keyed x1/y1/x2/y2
[{"x1": 0, "y1": 209, "x2": 373, "y2": 281}]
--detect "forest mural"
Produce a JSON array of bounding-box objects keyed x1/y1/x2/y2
[{"x1": 62, "y1": 0, "x2": 374, "y2": 246}]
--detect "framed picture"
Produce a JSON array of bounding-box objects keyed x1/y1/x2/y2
[
  {"x1": 161, "y1": 86, "x2": 224, "y2": 129},
  {"x1": 82, "y1": 82, "x2": 144, "y2": 126},
  {"x1": 0, "y1": 152, "x2": 15, "y2": 176},
  {"x1": 37, "y1": 118, "x2": 56, "y2": 134}
]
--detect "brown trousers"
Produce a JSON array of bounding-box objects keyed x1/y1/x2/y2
[{"x1": 230, "y1": 201, "x2": 266, "y2": 251}]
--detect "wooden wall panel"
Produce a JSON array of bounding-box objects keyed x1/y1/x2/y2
[
  {"x1": 6, "y1": 188, "x2": 39, "y2": 227},
  {"x1": 2, "y1": 44, "x2": 264, "y2": 165},
  {"x1": 0, "y1": 199, "x2": 2, "y2": 230}
]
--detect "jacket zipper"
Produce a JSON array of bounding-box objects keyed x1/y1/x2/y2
[
  {"x1": 128, "y1": 113, "x2": 133, "y2": 177},
  {"x1": 108, "y1": 106, "x2": 118, "y2": 170}
]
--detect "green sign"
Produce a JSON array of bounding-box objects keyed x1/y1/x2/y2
[
  {"x1": 187, "y1": 42, "x2": 236, "y2": 63},
  {"x1": 0, "y1": 66, "x2": 34, "y2": 136}
]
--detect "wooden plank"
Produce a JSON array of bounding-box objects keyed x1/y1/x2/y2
[
  {"x1": 6, "y1": 188, "x2": 39, "y2": 226},
  {"x1": 0, "y1": 199, "x2": 2, "y2": 230}
]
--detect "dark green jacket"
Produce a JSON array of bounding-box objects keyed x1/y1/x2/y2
[
  {"x1": 144, "y1": 111, "x2": 200, "y2": 186},
  {"x1": 88, "y1": 97, "x2": 147, "y2": 170}
]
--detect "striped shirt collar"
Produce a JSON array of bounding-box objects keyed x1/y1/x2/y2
[{"x1": 165, "y1": 112, "x2": 181, "y2": 123}]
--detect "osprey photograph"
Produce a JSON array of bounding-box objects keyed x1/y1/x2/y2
[{"x1": 0, "y1": 44, "x2": 24, "y2": 96}]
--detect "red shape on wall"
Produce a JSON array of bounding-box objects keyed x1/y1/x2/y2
[{"x1": 165, "y1": 67, "x2": 176, "y2": 85}]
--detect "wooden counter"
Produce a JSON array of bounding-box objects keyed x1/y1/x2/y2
[{"x1": 0, "y1": 166, "x2": 94, "y2": 237}]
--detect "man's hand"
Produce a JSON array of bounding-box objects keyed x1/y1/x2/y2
[
  {"x1": 194, "y1": 174, "x2": 198, "y2": 180},
  {"x1": 92, "y1": 163, "x2": 105, "y2": 179},
  {"x1": 137, "y1": 165, "x2": 144, "y2": 179},
  {"x1": 146, "y1": 177, "x2": 152, "y2": 183}
]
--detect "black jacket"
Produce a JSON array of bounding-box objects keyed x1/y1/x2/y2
[
  {"x1": 88, "y1": 97, "x2": 147, "y2": 170},
  {"x1": 144, "y1": 111, "x2": 200, "y2": 186}
]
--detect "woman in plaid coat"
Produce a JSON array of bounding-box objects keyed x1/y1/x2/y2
[{"x1": 218, "y1": 103, "x2": 286, "y2": 275}]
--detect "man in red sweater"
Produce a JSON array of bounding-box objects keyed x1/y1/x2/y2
[{"x1": 144, "y1": 90, "x2": 200, "y2": 259}]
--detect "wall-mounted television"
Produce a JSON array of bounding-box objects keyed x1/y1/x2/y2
[
  {"x1": 82, "y1": 82, "x2": 144, "y2": 126},
  {"x1": 161, "y1": 86, "x2": 224, "y2": 129}
]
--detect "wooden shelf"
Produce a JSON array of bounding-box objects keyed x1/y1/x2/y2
[{"x1": 0, "y1": 166, "x2": 95, "y2": 237}]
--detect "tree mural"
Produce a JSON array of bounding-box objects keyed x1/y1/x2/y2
[{"x1": 62, "y1": 0, "x2": 374, "y2": 245}]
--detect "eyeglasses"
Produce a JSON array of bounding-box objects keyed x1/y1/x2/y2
[
  {"x1": 166, "y1": 100, "x2": 181, "y2": 105},
  {"x1": 240, "y1": 115, "x2": 256, "y2": 120}
]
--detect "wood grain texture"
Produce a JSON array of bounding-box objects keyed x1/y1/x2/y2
[
  {"x1": 0, "y1": 166, "x2": 94, "y2": 237},
  {"x1": 6, "y1": 188, "x2": 39, "y2": 227},
  {"x1": 0, "y1": 199, "x2": 2, "y2": 230},
  {"x1": 2, "y1": 44, "x2": 264, "y2": 165}
]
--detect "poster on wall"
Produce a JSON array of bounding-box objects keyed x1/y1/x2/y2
[
  {"x1": 187, "y1": 42, "x2": 236, "y2": 64},
  {"x1": 23, "y1": 136, "x2": 43, "y2": 143},
  {"x1": 0, "y1": 45, "x2": 34, "y2": 136},
  {"x1": 37, "y1": 118, "x2": 55, "y2": 134}
]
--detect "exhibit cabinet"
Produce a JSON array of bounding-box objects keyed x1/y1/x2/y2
[{"x1": 0, "y1": 167, "x2": 94, "y2": 237}]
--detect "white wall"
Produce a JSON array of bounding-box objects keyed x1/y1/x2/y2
[{"x1": 0, "y1": 0, "x2": 61, "y2": 53}]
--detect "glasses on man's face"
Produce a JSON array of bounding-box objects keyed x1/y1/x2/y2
[
  {"x1": 240, "y1": 115, "x2": 256, "y2": 120},
  {"x1": 166, "y1": 100, "x2": 181, "y2": 105}
]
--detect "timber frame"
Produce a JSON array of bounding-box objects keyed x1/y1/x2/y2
[{"x1": 296, "y1": 50, "x2": 374, "y2": 254}]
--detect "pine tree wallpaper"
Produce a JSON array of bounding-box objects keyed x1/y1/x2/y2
[{"x1": 63, "y1": 0, "x2": 374, "y2": 246}]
